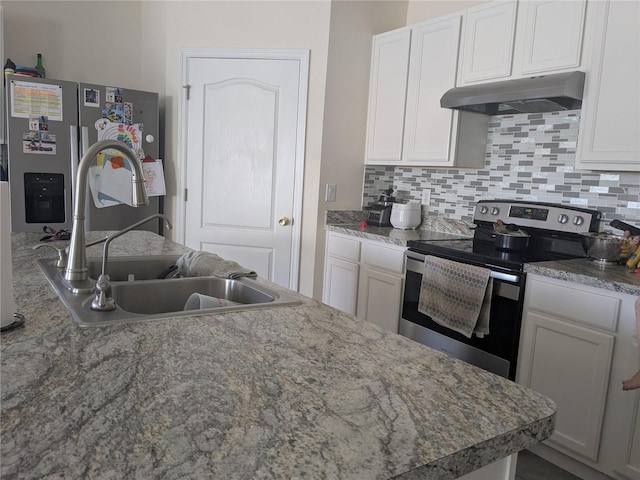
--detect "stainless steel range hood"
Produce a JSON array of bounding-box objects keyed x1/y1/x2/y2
[{"x1": 441, "y1": 71, "x2": 585, "y2": 115}]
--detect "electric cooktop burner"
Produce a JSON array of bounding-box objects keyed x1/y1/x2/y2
[{"x1": 408, "y1": 200, "x2": 603, "y2": 272}]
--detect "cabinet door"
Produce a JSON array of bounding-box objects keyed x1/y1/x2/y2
[
  {"x1": 364, "y1": 28, "x2": 411, "y2": 164},
  {"x1": 323, "y1": 256, "x2": 359, "y2": 316},
  {"x1": 617, "y1": 399, "x2": 640, "y2": 479},
  {"x1": 459, "y1": 1, "x2": 517, "y2": 84},
  {"x1": 357, "y1": 266, "x2": 403, "y2": 333},
  {"x1": 515, "y1": 0, "x2": 586, "y2": 75},
  {"x1": 576, "y1": 0, "x2": 640, "y2": 171},
  {"x1": 518, "y1": 310, "x2": 614, "y2": 461},
  {"x1": 403, "y1": 15, "x2": 462, "y2": 165}
]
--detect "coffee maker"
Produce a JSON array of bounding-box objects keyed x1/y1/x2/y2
[{"x1": 365, "y1": 188, "x2": 395, "y2": 227}]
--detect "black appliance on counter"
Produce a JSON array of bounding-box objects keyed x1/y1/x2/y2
[
  {"x1": 400, "y1": 200, "x2": 602, "y2": 380},
  {"x1": 365, "y1": 188, "x2": 395, "y2": 227}
]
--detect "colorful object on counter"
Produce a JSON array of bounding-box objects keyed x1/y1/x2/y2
[
  {"x1": 359, "y1": 220, "x2": 367, "y2": 229},
  {"x1": 14, "y1": 66, "x2": 39, "y2": 77},
  {"x1": 626, "y1": 245, "x2": 640, "y2": 269},
  {"x1": 620, "y1": 230, "x2": 640, "y2": 269}
]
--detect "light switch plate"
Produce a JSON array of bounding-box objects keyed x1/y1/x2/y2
[
  {"x1": 422, "y1": 190, "x2": 431, "y2": 205},
  {"x1": 326, "y1": 183, "x2": 337, "y2": 202}
]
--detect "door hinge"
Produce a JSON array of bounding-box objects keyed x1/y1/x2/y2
[
  {"x1": 183, "y1": 84, "x2": 191, "y2": 100},
  {"x1": 184, "y1": 188, "x2": 188, "y2": 202}
]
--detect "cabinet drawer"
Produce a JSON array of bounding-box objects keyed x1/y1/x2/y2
[
  {"x1": 363, "y1": 242, "x2": 405, "y2": 274},
  {"x1": 527, "y1": 278, "x2": 620, "y2": 331},
  {"x1": 326, "y1": 234, "x2": 361, "y2": 262}
]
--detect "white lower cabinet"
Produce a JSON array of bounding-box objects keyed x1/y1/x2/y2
[
  {"x1": 323, "y1": 232, "x2": 405, "y2": 333},
  {"x1": 322, "y1": 233, "x2": 361, "y2": 316},
  {"x1": 323, "y1": 256, "x2": 359, "y2": 316},
  {"x1": 519, "y1": 309, "x2": 614, "y2": 460},
  {"x1": 517, "y1": 274, "x2": 640, "y2": 480}
]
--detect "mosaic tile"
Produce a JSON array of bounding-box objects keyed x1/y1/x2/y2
[{"x1": 363, "y1": 109, "x2": 640, "y2": 229}]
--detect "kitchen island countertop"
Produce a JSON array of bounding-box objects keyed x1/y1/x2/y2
[{"x1": 1, "y1": 232, "x2": 555, "y2": 479}]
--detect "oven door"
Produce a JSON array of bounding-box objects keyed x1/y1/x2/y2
[{"x1": 400, "y1": 251, "x2": 525, "y2": 380}]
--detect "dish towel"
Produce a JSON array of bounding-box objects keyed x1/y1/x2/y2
[
  {"x1": 418, "y1": 255, "x2": 493, "y2": 338},
  {"x1": 176, "y1": 251, "x2": 257, "y2": 279}
]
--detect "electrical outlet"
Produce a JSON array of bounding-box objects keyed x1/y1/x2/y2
[
  {"x1": 421, "y1": 190, "x2": 431, "y2": 205},
  {"x1": 326, "y1": 183, "x2": 337, "y2": 202}
]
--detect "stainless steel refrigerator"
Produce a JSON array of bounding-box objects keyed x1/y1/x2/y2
[{"x1": 5, "y1": 75, "x2": 162, "y2": 233}]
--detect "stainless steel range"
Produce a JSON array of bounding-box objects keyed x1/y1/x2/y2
[{"x1": 400, "y1": 200, "x2": 602, "y2": 380}]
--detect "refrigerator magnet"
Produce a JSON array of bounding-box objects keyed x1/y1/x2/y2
[{"x1": 84, "y1": 88, "x2": 100, "y2": 107}]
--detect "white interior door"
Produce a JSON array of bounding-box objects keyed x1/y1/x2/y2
[{"x1": 181, "y1": 50, "x2": 308, "y2": 290}]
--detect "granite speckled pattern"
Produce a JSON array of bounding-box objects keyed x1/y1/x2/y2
[
  {"x1": 2, "y1": 232, "x2": 556, "y2": 479},
  {"x1": 325, "y1": 224, "x2": 470, "y2": 247},
  {"x1": 525, "y1": 259, "x2": 640, "y2": 296}
]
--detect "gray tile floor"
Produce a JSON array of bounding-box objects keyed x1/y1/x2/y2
[{"x1": 516, "y1": 450, "x2": 582, "y2": 480}]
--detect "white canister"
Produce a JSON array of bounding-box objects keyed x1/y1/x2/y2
[{"x1": 390, "y1": 202, "x2": 421, "y2": 230}]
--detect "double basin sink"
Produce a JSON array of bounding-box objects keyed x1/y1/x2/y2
[{"x1": 39, "y1": 255, "x2": 300, "y2": 327}]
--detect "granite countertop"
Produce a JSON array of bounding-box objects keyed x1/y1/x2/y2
[
  {"x1": 1, "y1": 232, "x2": 556, "y2": 479},
  {"x1": 325, "y1": 224, "x2": 472, "y2": 247},
  {"x1": 524, "y1": 258, "x2": 640, "y2": 296}
]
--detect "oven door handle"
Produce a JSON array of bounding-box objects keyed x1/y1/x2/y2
[
  {"x1": 405, "y1": 252, "x2": 521, "y2": 284},
  {"x1": 489, "y1": 271, "x2": 520, "y2": 283}
]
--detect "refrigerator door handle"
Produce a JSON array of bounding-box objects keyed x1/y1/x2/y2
[{"x1": 80, "y1": 126, "x2": 89, "y2": 158}]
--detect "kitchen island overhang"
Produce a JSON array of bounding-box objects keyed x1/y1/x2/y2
[{"x1": 1, "y1": 231, "x2": 556, "y2": 479}]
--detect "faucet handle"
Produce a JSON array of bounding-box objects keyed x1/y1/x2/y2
[
  {"x1": 33, "y1": 244, "x2": 68, "y2": 269},
  {"x1": 91, "y1": 274, "x2": 116, "y2": 311}
]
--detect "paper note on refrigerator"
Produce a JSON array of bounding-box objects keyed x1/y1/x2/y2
[
  {"x1": 88, "y1": 159, "x2": 133, "y2": 208},
  {"x1": 142, "y1": 159, "x2": 166, "y2": 197},
  {"x1": 88, "y1": 157, "x2": 165, "y2": 208}
]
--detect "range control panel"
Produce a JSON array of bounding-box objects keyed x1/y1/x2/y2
[{"x1": 474, "y1": 200, "x2": 602, "y2": 234}]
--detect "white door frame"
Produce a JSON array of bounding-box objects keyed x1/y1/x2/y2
[{"x1": 177, "y1": 48, "x2": 309, "y2": 291}]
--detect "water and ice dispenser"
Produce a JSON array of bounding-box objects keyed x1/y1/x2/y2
[{"x1": 23, "y1": 173, "x2": 66, "y2": 224}]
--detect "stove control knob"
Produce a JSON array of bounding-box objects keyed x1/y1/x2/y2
[
  {"x1": 480, "y1": 206, "x2": 489, "y2": 215},
  {"x1": 490, "y1": 207, "x2": 500, "y2": 216},
  {"x1": 573, "y1": 216, "x2": 585, "y2": 226},
  {"x1": 558, "y1": 214, "x2": 569, "y2": 224}
]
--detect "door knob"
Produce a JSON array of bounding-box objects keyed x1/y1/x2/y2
[{"x1": 278, "y1": 216, "x2": 290, "y2": 226}]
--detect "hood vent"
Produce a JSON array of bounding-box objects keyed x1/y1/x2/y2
[{"x1": 440, "y1": 71, "x2": 585, "y2": 115}]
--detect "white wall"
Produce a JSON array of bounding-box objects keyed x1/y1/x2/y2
[
  {"x1": 313, "y1": 0, "x2": 408, "y2": 299},
  {"x1": 406, "y1": 0, "x2": 487, "y2": 23},
  {"x1": 3, "y1": 1, "x2": 145, "y2": 88}
]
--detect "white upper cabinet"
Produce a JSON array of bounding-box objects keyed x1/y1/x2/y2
[
  {"x1": 459, "y1": 1, "x2": 517, "y2": 84},
  {"x1": 403, "y1": 15, "x2": 464, "y2": 165},
  {"x1": 365, "y1": 14, "x2": 484, "y2": 167},
  {"x1": 575, "y1": 0, "x2": 640, "y2": 172},
  {"x1": 514, "y1": 0, "x2": 587, "y2": 75},
  {"x1": 364, "y1": 28, "x2": 411, "y2": 163},
  {"x1": 460, "y1": 0, "x2": 588, "y2": 85}
]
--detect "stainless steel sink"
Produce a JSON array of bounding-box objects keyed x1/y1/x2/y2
[
  {"x1": 86, "y1": 255, "x2": 183, "y2": 281},
  {"x1": 111, "y1": 277, "x2": 276, "y2": 314},
  {"x1": 38, "y1": 256, "x2": 300, "y2": 327}
]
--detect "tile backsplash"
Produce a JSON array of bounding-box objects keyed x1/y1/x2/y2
[{"x1": 363, "y1": 109, "x2": 640, "y2": 230}]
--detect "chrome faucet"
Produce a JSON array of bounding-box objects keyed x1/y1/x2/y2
[
  {"x1": 91, "y1": 213, "x2": 172, "y2": 311},
  {"x1": 63, "y1": 140, "x2": 149, "y2": 293}
]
